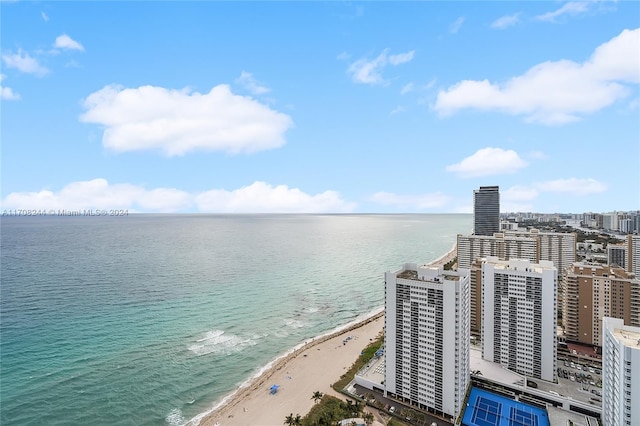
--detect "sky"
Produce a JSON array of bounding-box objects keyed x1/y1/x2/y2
[{"x1": 1, "y1": 1, "x2": 639, "y2": 214}]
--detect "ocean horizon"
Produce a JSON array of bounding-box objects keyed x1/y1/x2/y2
[{"x1": 1, "y1": 214, "x2": 472, "y2": 425}]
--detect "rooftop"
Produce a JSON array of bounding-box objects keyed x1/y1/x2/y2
[{"x1": 613, "y1": 327, "x2": 640, "y2": 348}]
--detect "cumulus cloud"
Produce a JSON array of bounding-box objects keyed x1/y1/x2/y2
[
  {"x1": 236, "y1": 71, "x2": 270, "y2": 95},
  {"x1": 346, "y1": 48, "x2": 415, "y2": 85},
  {"x1": 446, "y1": 147, "x2": 528, "y2": 178},
  {"x1": 1, "y1": 179, "x2": 356, "y2": 213},
  {"x1": 369, "y1": 192, "x2": 450, "y2": 210},
  {"x1": 491, "y1": 13, "x2": 521, "y2": 29},
  {"x1": 195, "y1": 181, "x2": 355, "y2": 213},
  {"x1": 434, "y1": 28, "x2": 640, "y2": 124},
  {"x1": 79, "y1": 84, "x2": 294, "y2": 156},
  {"x1": 1, "y1": 179, "x2": 191, "y2": 213},
  {"x1": 449, "y1": 16, "x2": 465, "y2": 34},
  {"x1": 1, "y1": 49, "x2": 49, "y2": 76},
  {"x1": 0, "y1": 73, "x2": 20, "y2": 100},
  {"x1": 535, "y1": 1, "x2": 590, "y2": 22},
  {"x1": 53, "y1": 34, "x2": 84, "y2": 51}
]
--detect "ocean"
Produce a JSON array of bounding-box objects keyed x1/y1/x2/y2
[{"x1": 0, "y1": 214, "x2": 472, "y2": 426}]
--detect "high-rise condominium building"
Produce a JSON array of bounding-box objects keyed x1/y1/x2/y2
[
  {"x1": 506, "y1": 229, "x2": 577, "y2": 277},
  {"x1": 628, "y1": 235, "x2": 640, "y2": 278},
  {"x1": 481, "y1": 257, "x2": 557, "y2": 382},
  {"x1": 384, "y1": 264, "x2": 470, "y2": 421},
  {"x1": 609, "y1": 243, "x2": 628, "y2": 270},
  {"x1": 458, "y1": 230, "x2": 575, "y2": 335},
  {"x1": 457, "y1": 233, "x2": 538, "y2": 270},
  {"x1": 473, "y1": 186, "x2": 500, "y2": 236},
  {"x1": 601, "y1": 317, "x2": 640, "y2": 426},
  {"x1": 563, "y1": 263, "x2": 640, "y2": 346}
]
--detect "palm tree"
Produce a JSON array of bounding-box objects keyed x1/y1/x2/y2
[
  {"x1": 363, "y1": 412, "x2": 374, "y2": 426},
  {"x1": 284, "y1": 413, "x2": 294, "y2": 425},
  {"x1": 311, "y1": 390, "x2": 323, "y2": 403},
  {"x1": 284, "y1": 413, "x2": 301, "y2": 426}
]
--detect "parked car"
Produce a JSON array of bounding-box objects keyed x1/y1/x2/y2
[{"x1": 527, "y1": 380, "x2": 538, "y2": 388}]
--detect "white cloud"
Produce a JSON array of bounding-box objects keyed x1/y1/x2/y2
[
  {"x1": 491, "y1": 13, "x2": 521, "y2": 29},
  {"x1": 41, "y1": 11, "x2": 49, "y2": 22},
  {"x1": 196, "y1": 181, "x2": 355, "y2": 213},
  {"x1": 236, "y1": 71, "x2": 270, "y2": 95},
  {"x1": 1, "y1": 180, "x2": 356, "y2": 213},
  {"x1": 434, "y1": 28, "x2": 640, "y2": 124},
  {"x1": 446, "y1": 147, "x2": 528, "y2": 178},
  {"x1": 535, "y1": 2, "x2": 590, "y2": 22},
  {"x1": 346, "y1": 49, "x2": 415, "y2": 85},
  {"x1": 389, "y1": 50, "x2": 415, "y2": 65},
  {"x1": 1, "y1": 49, "x2": 49, "y2": 76},
  {"x1": 0, "y1": 179, "x2": 191, "y2": 213},
  {"x1": 449, "y1": 16, "x2": 465, "y2": 34},
  {"x1": 503, "y1": 185, "x2": 539, "y2": 202},
  {"x1": 0, "y1": 73, "x2": 20, "y2": 100},
  {"x1": 79, "y1": 84, "x2": 294, "y2": 156},
  {"x1": 534, "y1": 178, "x2": 607, "y2": 195},
  {"x1": 53, "y1": 34, "x2": 84, "y2": 51},
  {"x1": 500, "y1": 178, "x2": 608, "y2": 209},
  {"x1": 369, "y1": 192, "x2": 449, "y2": 210},
  {"x1": 336, "y1": 51, "x2": 350, "y2": 61},
  {"x1": 400, "y1": 82, "x2": 414, "y2": 94},
  {"x1": 390, "y1": 105, "x2": 406, "y2": 114}
]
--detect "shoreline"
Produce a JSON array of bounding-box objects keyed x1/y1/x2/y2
[
  {"x1": 187, "y1": 309, "x2": 384, "y2": 426},
  {"x1": 189, "y1": 244, "x2": 457, "y2": 426}
]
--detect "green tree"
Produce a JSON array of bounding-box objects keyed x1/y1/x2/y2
[
  {"x1": 363, "y1": 412, "x2": 374, "y2": 426},
  {"x1": 284, "y1": 413, "x2": 294, "y2": 425},
  {"x1": 311, "y1": 390, "x2": 324, "y2": 403}
]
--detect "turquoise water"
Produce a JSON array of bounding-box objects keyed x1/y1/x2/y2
[{"x1": 0, "y1": 214, "x2": 471, "y2": 425}]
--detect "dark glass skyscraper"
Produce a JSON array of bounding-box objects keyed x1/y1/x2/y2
[{"x1": 473, "y1": 186, "x2": 500, "y2": 236}]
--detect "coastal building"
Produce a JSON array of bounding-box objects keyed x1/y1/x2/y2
[
  {"x1": 628, "y1": 235, "x2": 640, "y2": 278},
  {"x1": 562, "y1": 263, "x2": 640, "y2": 346},
  {"x1": 601, "y1": 317, "x2": 640, "y2": 426},
  {"x1": 456, "y1": 233, "x2": 538, "y2": 270},
  {"x1": 458, "y1": 229, "x2": 574, "y2": 335},
  {"x1": 481, "y1": 257, "x2": 557, "y2": 382},
  {"x1": 473, "y1": 186, "x2": 500, "y2": 236},
  {"x1": 384, "y1": 264, "x2": 470, "y2": 421},
  {"x1": 505, "y1": 229, "x2": 576, "y2": 278},
  {"x1": 609, "y1": 242, "x2": 628, "y2": 270}
]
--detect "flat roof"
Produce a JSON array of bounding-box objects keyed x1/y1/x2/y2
[
  {"x1": 461, "y1": 387, "x2": 550, "y2": 426},
  {"x1": 613, "y1": 328, "x2": 640, "y2": 348}
]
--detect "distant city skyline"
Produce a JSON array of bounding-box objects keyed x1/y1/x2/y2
[{"x1": 2, "y1": 2, "x2": 639, "y2": 213}]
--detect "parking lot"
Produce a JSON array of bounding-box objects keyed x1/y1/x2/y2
[{"x1": 518, "y1": 356, "x2": 603, "y2": 407}]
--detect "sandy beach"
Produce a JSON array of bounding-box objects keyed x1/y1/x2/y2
[
  {"x1": 194, "y1": 245, "x2": 456, "y2": 426},
  {"x1": 195, "y1": 313, "x2": 384, "y2": 426}
]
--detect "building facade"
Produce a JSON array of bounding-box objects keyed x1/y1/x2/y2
[
  {"x1": 384, "y1": 264, "x2": 470, "y2": 420},
  {"x1": 609, "y1": 243, "x2": 628, "y2": 270},
  {"x1": 628, "y1": 235, "x2": 640, "y2": 278},
  {"x1": 481, "y1": 257, "x2": 557, "y2": 382},
  {"x1": 473, "y1": 186, "x2": 500, "y2": 236},
  {"x1": 601, "y1": 317, "x2": 640, "y2": 426},
  {"x1": 563, "y1": 263, "x2": 640, "y2": 346},
  {"x1": 457, "y1": 233, "x2": 538, "y2": 270}
]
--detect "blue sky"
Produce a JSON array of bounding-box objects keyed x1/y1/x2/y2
[{"x1": 1, "y1": 1, "x2": 638, "y2": 214}]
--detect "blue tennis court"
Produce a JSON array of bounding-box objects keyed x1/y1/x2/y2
[{"x1": 462, "y1": 388, "x2": 549, "y2": 426}]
